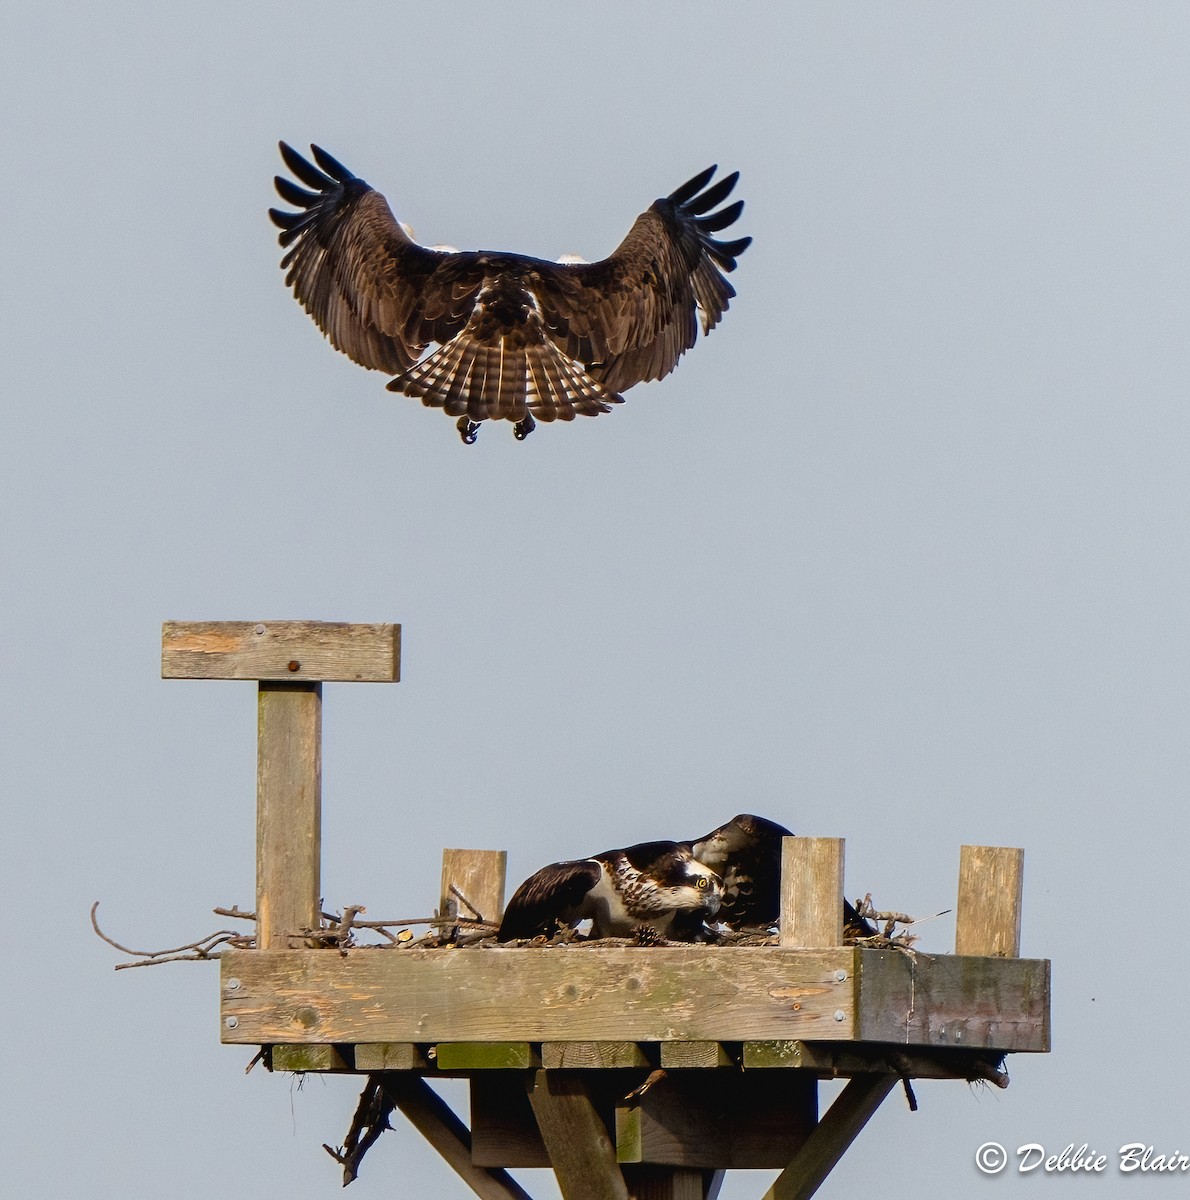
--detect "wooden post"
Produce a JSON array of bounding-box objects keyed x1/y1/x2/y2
[
  {"x1": 440, "y1": 848, "x2": 508, "y2": 928},
  {"x1": 955, "y1": 845, "x2": 1024, "y2": 957},
  {"x1": 257, "y1": 681, "x2": 321, "y2": 949},
  {"x1": 780, "y1": 837, "x2": 844, "y2": 948},
  {"x1": 162, "y1": 620, "x2": 400, "y2": 950}
]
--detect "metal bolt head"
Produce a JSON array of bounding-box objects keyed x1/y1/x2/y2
[
  {"x1": 225, "y1": 1016, "x2": 239, "y2": 1029},
  {"x1": 833, "y1": 1009, "x2": 846, "y2": 1022},
  {"x1": 287, "y1": 660, "x2": 300, "y2": 672},
  {"x1": 254, "y1": 624, "x2": 266, "y2": 636},
  {"x1": 226, "y1": 977, "x2": 240, "y2": 991},
  {"x1": 835, "y1": 969, "x2": 847, "y2": 982}
]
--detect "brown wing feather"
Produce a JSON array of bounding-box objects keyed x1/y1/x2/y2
[
  {"x1": 534, "y1": 166, "x2": 751, "y2": 393},
  {"x1": 497, "y1": 859, "x2": 603, "y2": 941},
  {"x1": 269, "y1": 143, "x2": 481, "y2": 374}
]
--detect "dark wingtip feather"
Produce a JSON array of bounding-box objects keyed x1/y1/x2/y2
[
  {"x1": 310, "y1": 144, "x2": 356, "y2": 183},
  {"x1": 273, "y1": 175, "x2": 320, "y2": 207},
  {"x1": 696, "y1": 199, "x2": 744, "y2": 233},
  {"x1": 278, "y1": 141, "x2": 334, "y2": 190},
  {"x1": 683, "y1": 171, "x2": 739, "y2": 216},
  {"x1": 667, "y1": 165, "x2": 717, "y2": 206}
]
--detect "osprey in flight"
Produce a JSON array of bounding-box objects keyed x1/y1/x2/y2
[
  {"x1": 269, "y1": 143, "x2": 750, "y2": 443},
  {"x1": 497, "y1": 840, "x2": 722, "y2": 942}
]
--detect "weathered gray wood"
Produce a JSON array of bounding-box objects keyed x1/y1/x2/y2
[
  {"x1": 527, "y1": 1070, "x2": 630, "y2": 1200},
  {"x1": 220, "y1": 946, "x2": 855, "y2": 1043},
  {"x1": 353, "y1": 1042, "x2": 427, "y2": 1070},
  {"x1": 763, "y1": 1074, "x2": 897, "y2": 1200},
  {"x1": 219, "y1": 946, "x2": 1049, "y2": 1050},
  {"x1": 615, "y1": 1072, "x2": 816, "y2": 1169},
  {"x1": 659, "y1": 1042, "x2": 732, "y2": 1069},
  {"x1": 956, "y1": 845, "x2": 1024, "y2": 957},
  {"x1": 742, "y1": 1040, "x2": 1007, "y2": 1081},
  {"x1": 542, "y1": 1042, "x2": 652, "y2": 1069},
  {"x1": 380, "y1": 1075, "x2": 532, "y2": 1200},
  {"x1": 441, "y1": 849, "x2": 508, "y2": 928},
  {"x1": 855, "y1": 949, "x2": 1049, "y2": 1050},
  {"x1": 780, "y1": 837, "x2": 844, "y2": 948},
  {"x1": 256, "y1": 682, "x2": 321, "y2": 949},
  {"x1": 161, "y1": 620, "x2": 400, "y2": 681}
]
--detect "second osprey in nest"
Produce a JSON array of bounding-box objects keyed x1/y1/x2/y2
[{"x1": 269, "y1": 143, "x2": 751, "y2": 443}]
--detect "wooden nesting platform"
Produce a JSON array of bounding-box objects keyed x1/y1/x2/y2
[{"x1": 164, "y1": 620, "x2": 1050, "y2": 1200}]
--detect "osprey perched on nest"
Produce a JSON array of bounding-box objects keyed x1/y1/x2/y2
[
  {"x1": 269, "y1": 143, "x2": 750, "y2": 442},
  {"x1": 496, "y1": 840, "x2": 722, "y2": 942},
  {"x1": 688, "y1": 814, "x2": 876, "y2": 937}
]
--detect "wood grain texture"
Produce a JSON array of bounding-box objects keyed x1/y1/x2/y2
[
  {"x1": 380, "y1": 1075, "x2": 533, "y2": 1200},
  {"x1": 659, "y1": 1042, "x2": 733, "y2": 1069},
  {"x1": 955, "y1": 845, "x2": 1024, "y2": 957},
  {"x1": 435, "y1": 1043, "x2": 539, "y2": 1070},
  {"x1": 741, "y1": 1040, "x2": 1006, "y2": 1080},
  {"x1": 780, "y1": 837, "x2": 844, "y2": 948},
  {"x1": 542, "y1": 1042, "x2": 652, "y2": 1069},
  {"x1": 353, "y1": 1042, "x2": 427, "y2": 1070},
  {"x1": 161, "y1": 620, "x2": 400, "y2": 681},
  {"x1": 220, "y1": 946, "x2": 856, "y2": 1043},
  {"x1": 441, "y1": 849, "x2": 507, "y2": 927},
  {"x1": 269, "y1": 1044, "x2": 348, "y2": 1072},
  {"x1": 762, "y1": 1074, "x2": 897, "y2": 1200},
  {"x1": 256, "y1": 682, "x2": 321, "y2": 949},
  {"x1": 219, "y1": 945, "x2": 1049, "y2": 1051},
  {"x1": 621, "y1": 1167, "x2": 718, "y2": 1200},
  {"x1": 527, "y1": 1070, "x2": 629, "y2": 1200}
]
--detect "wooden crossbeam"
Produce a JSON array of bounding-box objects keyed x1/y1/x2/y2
[
  {"x1": 762, "y1": 1074, "x2": 898, "y2": 1200},
  {"x1": 161, "y1": 620, "x2": 400, "y2": 682},
  {"x1": 379, "y1": 1075, "x2": 532, "y2": 1200}
]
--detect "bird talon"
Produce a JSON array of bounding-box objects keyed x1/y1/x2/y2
[
  {"x1": 456, "y1": 417, "x2": 480, "y2": 444},
  {"x1": 513, "y1": 414, "x2": 536, "y2": 441}
]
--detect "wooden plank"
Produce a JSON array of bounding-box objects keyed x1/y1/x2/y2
[
  {"x1": 220, "y1": 946, "x2": 857, "y2": 1043},
  {"x1": 780, "y1": 837, "x2": 844, "y2": 948},
  {"x1": 380, "y1": 1075, "x2": 533, "y2": 1200},
  {"x1": 543, "y1": 1042, "x2": 653, "y2": 1069},
  {"x1": 615, "y1": 1072, "x2": 815, "y2": 1169},
  {"x1": 855, "y1": 949, "x2": 1049, "y2": 1051},
  {"x1": 955, "y1": 845, "x2": 1024, "y2": 957},
  {"x1": 441, "y1": 849, "x2": 508, "y2": 928},
  {"x1": 161, "y1": 620, "x2": 400, "y2": 682},
  {"x1": 763, "y1": 1074, "x2": 897, "y2": 1200},
  {"x1": 435, "y1": 1043, "x2": 539, "y2": 1070},
  {"x1": 526, "y1": 1070, "x2": 629, "y2": 1200},
  {"x1": 269, "y1": 1044, "x2": 348, "y2": 1072},
  {"x1": 256, "y1": 682, "x2": 321, "y2": 949},
  {"x1": 220, "y1": 946, "x2": 1049, "y2": 1050},
  {"x1": 353, "y1": 1042, "x2": 427, "y2": 1070},
  {"x1": 659, "y1": 1042, "x2": 733, "y2": 1069}
]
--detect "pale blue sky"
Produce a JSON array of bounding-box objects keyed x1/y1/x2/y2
[{"x1": 6, "y1": 3, "x2": 1190, "y2": 1196}]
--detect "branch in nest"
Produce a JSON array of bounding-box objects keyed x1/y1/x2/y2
[
  {"x1": 91, "y1": 902, "x2": 254, "y2": 969},
  {"x1": 324, "y1": 1075, "x2": 396, "y2": 1186}
]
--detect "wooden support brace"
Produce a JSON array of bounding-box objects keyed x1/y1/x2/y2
[
  {"x1": 762, "y1": 1074, "x2": 898, "y2": 1200},
  {"x1": 955, "y1": 845, "x2": 1024, "y2": 957},
  {"x1": 527, "y1": 1070, "x2": 630, "y2": 1200},
  {"x1": 380, "y1": 1075, "x2": 532, "y2": 1200},
  {"x1": 780, "y1": 837, "x2": 844, "y2": 948},
  {"x1": 622, "y1": 1166, "x2": 722, "y2": 1200}
]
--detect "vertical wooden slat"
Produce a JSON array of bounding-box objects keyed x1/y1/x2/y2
[
  {"x1": 955, "y1": 845, "x2": 1024, "y2": 957},
  {"x1": 527, "y1": 1070, "x2": 630, "y2": 1200},
  {"x1": 762, "y1": 1074, "x2": 897, "y2": 1200},
  {"x1": 780, "y1": 837, "x2": 844, "y2": 948},
  {"x1": 256, "y1": 681, "x2": 322, "y2": 949},
  {"x1": 622, "y1": 1166, "x2": 708, "y2": 1200},
  {"x1": 440, "y1": 849, "x2": 508, "y2": 927}
]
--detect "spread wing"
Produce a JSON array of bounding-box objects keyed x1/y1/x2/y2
[
  {"x1": 269, "y1": 142, "x2": 481, "y2": 375},
  {"x1": 497, "y1": 859, "x2": 603, "y2": 941},
  {"x1": 533, "y1": 164, "x2": 752, "y2": 392},
  {"x1": 270, "y1": 147, "x2": 749, "y2": 428}
]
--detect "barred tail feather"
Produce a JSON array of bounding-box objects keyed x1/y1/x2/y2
[{"x1": 388, "y1": 333, "x2": 624, "y2": 425}]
